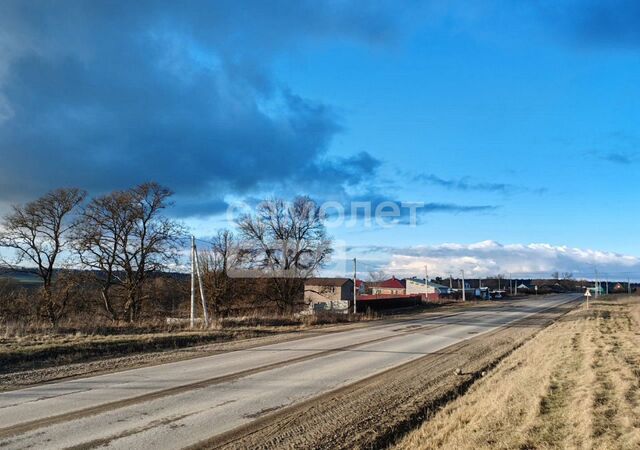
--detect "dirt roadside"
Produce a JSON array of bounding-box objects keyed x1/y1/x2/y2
[{"x1": 188, "y1": 297, "x2": 580, "y2": 450}]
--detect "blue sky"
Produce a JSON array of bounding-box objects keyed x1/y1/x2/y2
[
  {"x1": 0, "y1": 1, "x2": 639, "y2": 279},
  {"x1": 275, "y1": 4, "x2": 640, "y2": 249}
]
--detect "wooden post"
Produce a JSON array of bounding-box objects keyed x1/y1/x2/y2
[
  {"x1": 194, "y1": 241, "x2": 209, "y2": 326},
  {"x1": 190, "y1": 236, "x2": 195, "y2": 328},
  {"x1": 353, "y1": 258, "x2": 357, "y2": 314}
]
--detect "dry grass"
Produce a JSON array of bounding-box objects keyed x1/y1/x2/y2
[{"x1": 395, "y1": 296, "x2": 640, "y2": 450}]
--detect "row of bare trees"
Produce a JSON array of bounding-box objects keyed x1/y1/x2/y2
[
  {"x1": 0, "y1": 187, "x2": 333, "y2": 325},
  {"x1": 0, "y1": 188, "x2": 86, "y2": 324},
  {"x1": 197, "y1": 196, "x2": 332, "y2": 314},
  {"x1": 73, "y1": 183, "x2": 184, "y2": 322},
  {"x1": 0, "y1": 183, "x2": 183, "y2": 324}
]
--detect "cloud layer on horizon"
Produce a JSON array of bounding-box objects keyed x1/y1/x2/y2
[{"x1": 348, "y1": 240, "x2": 640, "y2": 280}]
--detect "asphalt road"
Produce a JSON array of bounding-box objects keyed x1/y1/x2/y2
[{"x1": 0, "y1": 293, "x2": 580, "y2": 449}]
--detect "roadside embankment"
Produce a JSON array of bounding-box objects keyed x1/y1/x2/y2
[{"x1": 395, "y1": 295, "x2": 640, "y2": 449}]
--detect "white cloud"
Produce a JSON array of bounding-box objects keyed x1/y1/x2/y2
[{"x1": 356, "y1": 240, "x2": 640, "y2": 280}]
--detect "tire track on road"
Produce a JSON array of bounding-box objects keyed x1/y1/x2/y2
[
  {"x1": 192, "y1": 295, "x2": 581, "y2": 450},
  {"x1": 0, "y1": 311, "x2": 493, "y2": 440}
]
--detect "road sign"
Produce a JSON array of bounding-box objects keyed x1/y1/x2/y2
[{"x1": 584, "y1": 289, "x2": 591, "y2": 310}]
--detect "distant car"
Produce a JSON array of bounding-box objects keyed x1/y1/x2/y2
[{"x1": 493, "y1": 293, "x2": 503, "y2": 299}]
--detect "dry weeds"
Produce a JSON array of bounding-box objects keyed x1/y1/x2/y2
[{"x1": 395, "y1": 296, "x2": 640, "y2": 450}]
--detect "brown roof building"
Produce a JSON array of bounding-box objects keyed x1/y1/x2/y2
[{"x1": 304, "y1": 277, "x2": 355, "y2": 303}]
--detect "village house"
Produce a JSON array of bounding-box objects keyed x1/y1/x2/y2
[
  {"x1": 404, "y1": 277, "x2": 450, "y2": 299},
  {"x1": 356, "y1": 279, "x2": 366, "y2": 294},
  {"x1": 304, "y1": 277, "x2": 355, "y2": 313},
  {"x1": 365, "y1": 280, "x2": 383, "y2": 294},
  {"x1": 370, "y1": 276, "x2": 406, "y2": 295}
]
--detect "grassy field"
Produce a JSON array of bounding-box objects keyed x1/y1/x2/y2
[{"x1": 395, "y1": 295, "x2": 640, "y2": 450}]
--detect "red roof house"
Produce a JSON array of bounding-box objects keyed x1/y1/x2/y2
[{"x1": 371, "y1": 276, "x2": 406, "y2": 295}]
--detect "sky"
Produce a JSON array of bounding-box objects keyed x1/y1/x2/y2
[{"x1": 0, "y1": 0, "x2": 639, "y2": 280}]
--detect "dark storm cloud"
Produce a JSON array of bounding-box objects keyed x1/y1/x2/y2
[
  {"x1": 537, "y1": 0, "x2": 640, "y2": 48},
  {"x1": 600, "y1": 152, "x2": 637, "y2": 165},
  {"x1": 293, "y1": 151, "x2": 383, "y2": 194},
  {"x1": 170, "y1": 198, "x2": 230, "y2": 218},
  {"x1": 334, "y1": 191, "x2": 498, "y2": 227},
  {"x1": 0, "y1": 0, "x2": 405, "y2": 213},
  {"x1": 421, "y1": 174, "x2": 519, "y2": 194},
  {"x1": 422, "y1": 202, "x2": 497, "y2": 214},
  {"x1": 583, "y1": 133, "x2": 639, "y2": 167},
  {"x1": 568, "y1": 0, "x2": 640, "y2": 47},
  {"x1": 587, "y1": 149, "x2": 638, "y2": 165},
  {"x1": 416, "y1": 174, "x2": 547, "y2": 196}
]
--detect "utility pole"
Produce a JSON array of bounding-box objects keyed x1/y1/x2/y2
[
  {"x1": 509, "y1": 273, "x2": 512, "y2": 295},
  {"x1": 498, "y1": 275, "x2": 501, "y2": 291},
  {"x1": 353, "y1": 258, "x2": 357, "y2": 314},
  {"x1": 629, "y1": 277, "x2": 632, "y2": 295},
  {"x1": 449, "y1": 274, "x2": 453, "y2": 289},
  {"x1": 595, "y1": 268, "x2": 599, "y2": 299},
  {"x1": 461, "y1": 269, "x2": 466, "y2": 302},
  {"x1": 190, "y1": 236, "x2": 196, "y2": 328},
  {"x1": 605, "y1": 278, "x2": 609, "y2": 295},
  {"x1": 193, "y1": 240, "x2": 208, "y2": 327},
  {"x1": 425, "y1": 264, "x2": 429, "y2": 299}
]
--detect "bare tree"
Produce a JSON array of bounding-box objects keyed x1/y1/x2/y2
[
  {"x1": 199, "y1": 229, "x2": 246, "y2": 315},
  {"x1": 74, "y1": 182, "x2": 184, "y2": 322},
  {"x1": 367, "y1": 270, "x2": 388, "y2": 282},
  {"x1": 122, "y1": 183, "x2": 185, "y2": 321},
  {"x1": 236, "y1": 196, "x2": 332, "y2": 311},
  {"x1": 0, "y1": 188, "x2": 86, "y2": 324},
  {"x1": 72, "y1": 189, "x2": 133, "y2": 320}
]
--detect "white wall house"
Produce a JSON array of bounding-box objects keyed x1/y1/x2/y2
[{"x1": 404, "y1": 278, "x2": 449, "y2": 295}]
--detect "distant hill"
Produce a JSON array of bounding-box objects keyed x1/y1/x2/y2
[
  {"x1": 0, "y1": 268, "x2": 41, "y2": 286},
  {"x1": 0, "y1": 267, "x2": 190, "y2": 287}
]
